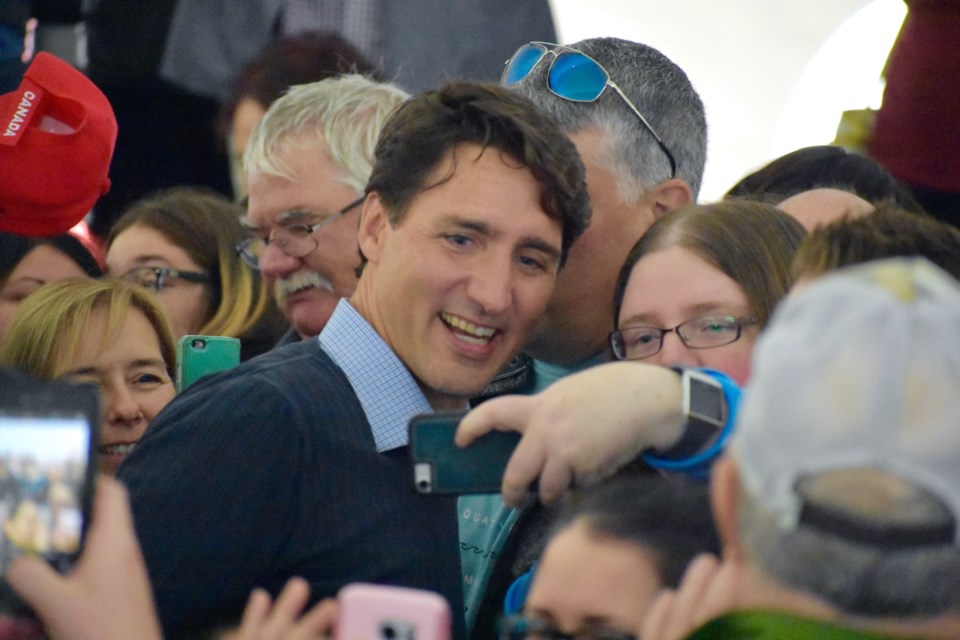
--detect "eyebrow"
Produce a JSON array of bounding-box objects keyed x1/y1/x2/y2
[
  {"x1": 4, "y1": 276, "x2": 46, "y2": 287},
  {"x1": 63, "y1": 358, "x2": 169, "y2": 378},
  {"x1": 127, "y1": 256, "x2": 174, "y2": 267},
  {"x1": 620, "y1": 303, "x2": 748, "y2": 327},
  {"x1": 241, "y1": 209, "x2": 320, "y2": 233},
  {"x1": 448, "y1": 217, "x2": 562, "y2": 262}
]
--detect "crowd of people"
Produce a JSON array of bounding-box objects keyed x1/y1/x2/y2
[{"x1": 2, "y1": 3, "x2": 960, "y2": 640}]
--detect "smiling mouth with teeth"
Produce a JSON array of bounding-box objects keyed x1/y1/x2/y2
[
  {"x1": 440, "y1": 312, "x2": 498, "y2": 346},
  {"x1": 100, "y1": 443, "x2": 136, "y2": 457}
]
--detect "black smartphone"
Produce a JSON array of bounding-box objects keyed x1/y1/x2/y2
[
  {"x1": 176, "y1": 335, "x2": 241, "y2": 392},
  {"x1": 0, "y1": 375, "x2": 99, "y2": 614},
  {"x1": 409, "y1": 411, "x2": 520, "y2": 495}
]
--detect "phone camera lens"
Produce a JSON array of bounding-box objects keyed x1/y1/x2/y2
[
  {"x1": 380, "y1": 624, "x2": 397, "y2": 639},
  {"x1": 191, "y1": 339, "x2": 206, "y2": 349}
]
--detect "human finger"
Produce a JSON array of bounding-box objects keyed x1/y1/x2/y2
[
  {"x1": 235, "y1": 588, "x2": 273, "y2": 640},
  {"x1": 287, "y1": 599, "x2": 338, "y2": 640},
  {"x1": 640, "y1": 589, "x2": 677, "y2": 640},
  {"x1": 500, "y1": 431, "x2": 547, "y2": 507},
  {"x1": 662, "y1": 554, "x2": 721, "y2": 640},
  {"x1": 455, "y1": 396, "x2": 531, "y2": 447}
]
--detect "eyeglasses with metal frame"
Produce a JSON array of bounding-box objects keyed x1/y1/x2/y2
[
  {"x1": 122, "y1": 266, "x2": 211, "y2": 294},
  {"x1": 235, "y1": 196, "x2": 365, "y2": 270},
  {"x1": 500, "y1": 41, "x2": 677, "y2": 179},
  {"x1": 499, "y1": 614, "x2": 636, "y2": 640},
  {"x1": 609, "y1": 315, "x2": 757, "y2": 361}
]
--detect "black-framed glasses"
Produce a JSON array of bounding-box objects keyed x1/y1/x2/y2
[
  {"x1": 609, "y1": 315, "x2": 757, "y2": 361},
  {"x1": 501, "y1": 41, "x2": 677, "y2": 179},
  {"x1": 235, "y1": 196, "x2": 365, "y2": 270},
  {"x1": 499, "y1": 614, "x2": 636, "y2": 640},
  {"x1": 122, "y1": 266, "x2": 211, "y2": 294}
]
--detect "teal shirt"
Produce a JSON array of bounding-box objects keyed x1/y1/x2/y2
[{"x1": 459, "y1": 351, "x2": 609, "y2": 634}]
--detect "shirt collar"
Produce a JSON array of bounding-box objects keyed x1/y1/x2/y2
[{"x1": 318, "y1": 299, "x2": 432, "y2": 452}]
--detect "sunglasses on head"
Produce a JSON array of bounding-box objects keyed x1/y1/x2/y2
[{"x1": 501, "y1": 41, "x2": 677, "y2": 179}]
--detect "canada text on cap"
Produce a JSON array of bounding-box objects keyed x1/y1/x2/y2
[{"x1": 0, "y1": 52, "x2": 117, "y2": 237}]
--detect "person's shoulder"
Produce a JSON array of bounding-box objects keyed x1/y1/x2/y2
[{"x1": 146, "y1": 339, "x2": 349, "y2": 436}]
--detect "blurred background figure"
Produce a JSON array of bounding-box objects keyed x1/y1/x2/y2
[
  {"x1": 725, "y1": 145, "x2": 924, "y2": 230},
  {"x1": 0, "y1": 233, "x2": 102, "y2": 338},
  {"x1": 867, "y1": 0, "x2": 960, "y2": 227},
  {"x1": 217, "y1": 31, "x2": 376, "y2": 199}
]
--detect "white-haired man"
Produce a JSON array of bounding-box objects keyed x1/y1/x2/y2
[{"x1": 239, "y1": 74, "x2": 408, "y2": 340}]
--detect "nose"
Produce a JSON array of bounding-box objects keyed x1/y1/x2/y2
[
  {"x1": 257, "y1": 241, "x2": 301, "y2": 280},
  {"x1": 105, "y1": 382, "x2": 143, "y2": 428},
  {"x1": 656, "y1": 330, "x2": 701, "y2": 369},
  {"x1": 466, "y1": 259, "x2": 513, "y2": 317}
]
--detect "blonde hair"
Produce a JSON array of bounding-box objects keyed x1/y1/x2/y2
[
  {"x1": 0, "y1": 278, "x2": 176, "y2": 379},
  {"x1": 244, "y1": 74, "x2": 409, "y2": 194}
]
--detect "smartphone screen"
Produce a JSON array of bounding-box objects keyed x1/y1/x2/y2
[
  {"x1": 176, "y1": 335, "x2": 241, "y2": 392},
  {"x1": 0, "y1": 415, "x2": 91, "y2": 576}
]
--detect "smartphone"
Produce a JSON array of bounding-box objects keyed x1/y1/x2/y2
[
  {"x1": 176, "y1": 335, "x2": 240, "y2": 392},
  {"x1": 0, "y1": 376, "x2": 98, "y2": 615},
  {"x1": 409, "y1": 411, "x2": 520, "y2": 495},
  {"x1": 336, "y1": 583, "x2": 451, "y2": 640}
]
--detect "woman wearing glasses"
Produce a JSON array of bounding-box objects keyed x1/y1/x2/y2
[
  {"x1": 610, "y1": 200, "x2": 805, "y2": 386},
  {"x1": 105, "y1": 187, "x2": 286, "y2": 360}
]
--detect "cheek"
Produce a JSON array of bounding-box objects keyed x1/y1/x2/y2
[
  {"x1": 142, "y1": 387, "x2": 176, "y2": 423},
  {"x1": 700, "y1": 341, "x2": 754, "y2": 386},
  {"x1": 516, "y1": 279, "x2": 556, "y2": 326}
]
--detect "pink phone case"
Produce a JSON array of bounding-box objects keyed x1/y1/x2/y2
[{"x1": 336, "y1": 583, "x2": 451, "y2": 640}]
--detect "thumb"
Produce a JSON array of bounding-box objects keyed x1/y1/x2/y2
[{"x1": 7, "y1": 554, "x2": 70, "y2": 614}]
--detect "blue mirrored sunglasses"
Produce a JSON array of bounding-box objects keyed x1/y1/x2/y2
[{"x1": 501, "y1": 41, "x2": 677, "y2": 178}]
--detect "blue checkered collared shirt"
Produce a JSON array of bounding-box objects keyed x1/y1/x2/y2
[{"x1": 318, "y1": 299, "x2": 431, "y2": 452}]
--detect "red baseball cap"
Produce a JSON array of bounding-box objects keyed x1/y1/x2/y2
[{"x1": 0, "y1": 52, "x2": 117, "y2": 237}]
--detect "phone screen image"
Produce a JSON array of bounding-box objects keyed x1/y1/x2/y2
[{"x1": 0, "y1": 415, "x2": 91, "y2": 576}]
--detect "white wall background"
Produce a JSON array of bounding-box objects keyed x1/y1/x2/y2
[{"x1": 548, "y1": 0, "x2": 906, "y2": 200}]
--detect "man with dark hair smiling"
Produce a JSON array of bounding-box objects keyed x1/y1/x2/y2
[{"x1": 116, "y1": 81, "x2": 589, "y2": 640}]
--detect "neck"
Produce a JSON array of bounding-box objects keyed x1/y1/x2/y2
[{"x1": 739, "y1": 564, "x2": 960, "y2": 639}]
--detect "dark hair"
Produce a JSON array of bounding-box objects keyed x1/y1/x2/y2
[
  {"x1": 725, "y1": 145, "x2": 925, "y2": 213},
  {"x1": 613, "y1": 201, "x2": 806, "y2": 329},
  {"x1": 512, "y1": 37, "x2": 707, "y2": 201},
  {"x1": 792, "y1": 204, "x2": 960, "y2": 281},
  {"x1": 551, "y1": 473, "x2": 719, "y2": 588},
  {"x1": 0, "y1": 232, "x2": 102, "y2": 287},
  {"x1": 365, "y1": 82, "x2": 591, "y2": 266},
  {"x1": 217, "y1": 31, "x2": 377, "y2": 143}
]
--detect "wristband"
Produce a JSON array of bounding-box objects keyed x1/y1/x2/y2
[{"x1": 643, "y1": 367, "x2": 740, "y2": 479}]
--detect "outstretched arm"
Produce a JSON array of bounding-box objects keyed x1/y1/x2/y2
[{"x1": 456, "y1": 362, "x2": 685, "y2": 506}]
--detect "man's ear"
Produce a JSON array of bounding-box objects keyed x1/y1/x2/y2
[
  {"x1": 649, "y1": 178, "x2": 693, "y2": 221},
  {"x1": 712, "y1": 455, "x2": 746, "y2": 561},
  {"x1": 357, "y1": 192, "x2": 389, "y2": 265}
]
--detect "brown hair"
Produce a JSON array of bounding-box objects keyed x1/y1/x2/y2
[{"x1": 613, "y1": 200, "x2": 806, "y2": 328}]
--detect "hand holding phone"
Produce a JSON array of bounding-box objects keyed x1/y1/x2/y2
[
  {"x1": 0, "y1": 377, "x2": 98, "y2": 616},
  {"x1": 336, "y1": 583, "x2": 450, "y2": 640},
  {"x1": 409, "y1": 411, "x2": 520, "y2": 495}
]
